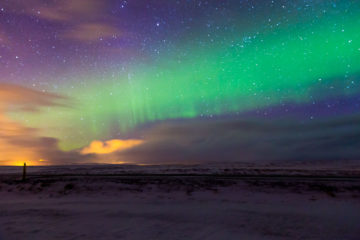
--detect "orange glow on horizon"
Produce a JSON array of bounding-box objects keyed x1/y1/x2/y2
[
  {"x1": 5, "y1": 160, "x2": 48, "y2": 166},
  {"x1": 4, "y1": 156, "x2": 49, "y2": 166}
]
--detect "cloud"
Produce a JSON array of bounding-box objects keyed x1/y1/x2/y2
[
  {"x1": 81, "y1": 139, "x2": 143, "y2": 155},
  {"x1": 0, "y1": 84, "x2": 87, "y2": 165},
  {"x1": 63, "y1": 23, "x2": 121, "y2": 42},
  {"x1": 6, "y1": 0, "x2": 106, "y2": 22},
  {"x1": 0, "y1": 83, "x2": 141, "y2": 165},
  {"x1": 116, "y1": 116, "x2": 360, "y2": 166},
  {"x1": 34, "y1": 0, "x2": 106, "y2": 22},
  {"x1": 0, "y1": 83, "x2": 66, "y2": 112},
  {"x1": 4, "y1": 0, "x2": 120, "y2": 43},
  {"x1": 0, "y1": 31, "x2": 10, "y2": 45}
]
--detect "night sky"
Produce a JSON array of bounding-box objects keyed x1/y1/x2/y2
[{"x1": 1, "y1": 0, "x2": 360, "y2": 165}]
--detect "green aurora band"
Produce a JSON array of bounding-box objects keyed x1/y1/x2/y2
[{"x1": 16, "y1": 6, "x2": 360, "y2": 150}]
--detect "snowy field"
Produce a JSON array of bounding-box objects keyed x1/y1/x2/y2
[{"x1": 0, "y1": 165, "x2": 359, "y2": 240}]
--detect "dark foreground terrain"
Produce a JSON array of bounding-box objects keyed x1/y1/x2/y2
[{"x1": 0, "y1": 165, "x2": 359, "y2": 240}]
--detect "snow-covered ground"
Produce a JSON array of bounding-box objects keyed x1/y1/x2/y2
[{"x1": 0, "y1": 165, "x2": 359, "y2": 240}]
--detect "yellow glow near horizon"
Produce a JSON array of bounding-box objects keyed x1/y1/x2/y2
[
  {"x1": 5, "y1": 158, "x2": 49, "y2": 166},
  {"x1": 81, "y1": 139, "x2": 144, "y2": 155}
]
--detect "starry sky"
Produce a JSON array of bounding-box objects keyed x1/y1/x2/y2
[{"x1": 1, "y1": 0, "x2": 360, "y2": 166}]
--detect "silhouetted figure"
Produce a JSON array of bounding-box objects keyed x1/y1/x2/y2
[{"x1": 22, "y1": 163, "x2": 27, "y2": 181}]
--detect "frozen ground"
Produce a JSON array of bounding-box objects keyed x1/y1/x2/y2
[{"x1": 0, "y1": 165, "x2": 359, "y2": 240}]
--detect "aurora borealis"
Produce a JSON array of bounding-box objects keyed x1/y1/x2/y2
[{"x1": 1, "y1": 0, "x2": 360, "y2": 165}]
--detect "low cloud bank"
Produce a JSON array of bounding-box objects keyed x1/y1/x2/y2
[{"x1": 117, "y1": 116, "x2": 360, "y2": 166}]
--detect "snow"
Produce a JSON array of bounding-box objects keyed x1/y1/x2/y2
[{"x1": 0, "y1": 165, "x2": 359, "y2": 239}]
